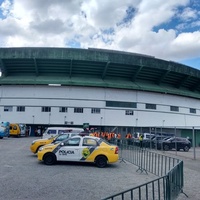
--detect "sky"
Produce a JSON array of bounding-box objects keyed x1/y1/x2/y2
[{"x1": 0, "y1": 0, "x2": 200, "y2": 69}]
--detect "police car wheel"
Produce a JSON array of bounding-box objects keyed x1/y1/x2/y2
[
  {"x1": 95, "y1": 156, "x2": 107, "y2": 168},
  {"x1": 43, "y1": 153, "x2": 56, "y2": 165}
]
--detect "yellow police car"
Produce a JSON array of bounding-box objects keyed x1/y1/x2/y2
[
  {"x1": 37, "y1": 135, "x2": 119, "y2": 168},
  {"x1": 30, "y1": 133, "x2": 80, "y2": 154}
]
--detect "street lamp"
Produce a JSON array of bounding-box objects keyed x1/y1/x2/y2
[
  {"x1": 162, "y1": 120, "x2": 165, "y2": 127},
  {"x1": 161, "y1": 120, "x2": 165, "y2": 151},
  {"x1": 100, "y1": 117, "x2": 103, "y2": 131},
  {"x1": 135, "y1": 118, "x2": 138, "y2": 133},
  {"x1": 100, "y1": 117, "x2": 103, "y2": 124},
  {"x1": 136, "y1": 118, "x2": 138, "y2": 126},
  {"x1": 64, "y1": 116, "x2": 66, "y2": 124},
  {"x1": 32, "y1": 115, "x2": 35, "y2": 124},
  {"x1": 48, "y1": 113, "x2": 51, "y2": 125}
]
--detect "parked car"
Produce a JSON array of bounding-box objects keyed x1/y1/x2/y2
[
  {"x1": 10, "y1": 123, "x2": 26, "y2": 137},
  {"x1": 130, "y1": 132, "x2": 155, "y2": 146},
  {"x1": 37, "y1": 135, "x2": 119, "y2": 168},
  {"x1": 156, "y1": 137, "x2": 191, "y2": 151},
  {"x1": 30, "y1": 132, "x2": 80, "y2": 153},
  {"x1": 132, "y1": 132, "x2": 155, "y2": 140},
  {"x1": 146, "y1": 136, "x2": 171, "y2": 148},
  {"x1": 42, "y1": 127, "x2": 84, "y2": 139},
  {"x1": 0, "y1": 121, "x2": 10, "y2": 139}
]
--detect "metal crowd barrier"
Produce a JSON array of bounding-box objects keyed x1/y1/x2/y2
[{"x1": 102, "y1": 140, "x2": 187, "y2": 200}]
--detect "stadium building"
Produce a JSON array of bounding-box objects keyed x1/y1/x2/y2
[{"x1": 0, "y1": 47, "x2": 200, "y2": 141}]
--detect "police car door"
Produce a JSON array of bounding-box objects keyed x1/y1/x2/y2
[
  {"x1": 56, "y1": 137, "x2": 81, "y2": 161},
  {"x1": 80, "y1": 138, "x2": 99, "y2": 162}
]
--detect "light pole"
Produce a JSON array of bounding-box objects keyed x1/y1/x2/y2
[
  {"x1": 64, "y1": 116, "x2": 66, "y2": 124},
  {"x1": 161, "y1": 120, "x2": 165, "y2": 151},
  {"x1": 161, "y1": 120, "x2": 165, "y2": 136},
  {"x1": 48, "y1": 113, "x2": 51, "y2": 125},
  {"x1": 162, "y1": 120, "x2": 165, "y2": 127},
  {"x1": 136, "y1": 118, "x2": 138, "y2": 132},
  {"x1": 136, "y1": 118, "x2": 138, "y2": 127},
  {"x1": 100, "y1": 117, "x2": 103, "y2": 131}
]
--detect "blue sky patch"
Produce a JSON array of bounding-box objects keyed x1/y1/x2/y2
[
  {"x1": 181, "y1": 57, "x2": 200, "y2": 69},
  {"x1": 117, "y1": 6, "x2": 135, "y2": 26},
  {"x1": 66, "y1": 39, "x2": 80, "y2": 48}
]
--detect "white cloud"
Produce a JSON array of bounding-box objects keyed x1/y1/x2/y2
[
  {"x1": 0, "y1": 0, "x2": 200, "y2": 66},
  {"x1": 191, "y1": 20, "x2": 200, "y2": 27},
  {"x1": 0, "y1": 0, "x2": 12, "y2": 16},
  {"x1": 81, "y1": 0, "x2": 137, "y2": 28},
  {"x1": 178, "y1": 7, "x2": 198, "y2": 21},
  {"x1": 169, "y1": 31, "x2": 200, "y2": 59}
]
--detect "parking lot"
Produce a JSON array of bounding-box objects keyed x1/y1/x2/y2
[
  {"x1": 147, "y1": 147, "x2": 200, "y2": 200},
  {"x1": 0, "y1": 137, "x2": 157, "y2": 200}
]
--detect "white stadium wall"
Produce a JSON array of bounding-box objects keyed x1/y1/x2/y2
[{"x1": 0, "y1": 85, "x2": 200, "y2": 127}]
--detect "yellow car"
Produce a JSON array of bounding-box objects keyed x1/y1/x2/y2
[
  {"x1": 30, "y1": 133, "x2": 80, "y2": 153},
  {"x1": 37, "y1": 135, "x2": 119, "y2": 168}
]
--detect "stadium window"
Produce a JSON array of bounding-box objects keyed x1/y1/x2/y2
[
  {"x1": 91, "y1": 108, "x2": 101, "y2": 114},
  {"x1": 106, "y1": 101, "x2": 137, "y2": 108},
  {"x1": 125, "y1": 110, "x2": 134, "y2": 115},
  {"x1": 4, "y1": 106, "x2": 13, "y2": 112},
  {"x1": 17, "y1": 106, "x2": 25, "y2": 112},
  {"x1": 41, "y1": 107, "x2": 51, "y2": 112},
  {"x1": 74, "y1": 107, "x2": 83, "y2": 113},
  {"x1": 59, "y1": 107, "x2": 68, "y2": 113},
  {"x1": 170, "y1": 106, "x2": 179, "y2": 112},
  {"x1": 190, "y1": 108, "x2": 196, "y2": 114},
  {"x1": 146, "y1": 103, "x2": 156, "y2": 110}
]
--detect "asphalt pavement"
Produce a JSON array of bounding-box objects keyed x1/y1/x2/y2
[
  {"x1": 159, "y1": 148, "x2": 200, "y2": 200},
  {"x1": 0, "y1": 137, "x2": 200, "y2": 200},
  {"x1": 0, "y1": 137, "x2": 156, "y2": 200}
]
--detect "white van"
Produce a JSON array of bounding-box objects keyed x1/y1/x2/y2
[{"x1": 42, "y1": 127, "x2": 84, "y2": 139}]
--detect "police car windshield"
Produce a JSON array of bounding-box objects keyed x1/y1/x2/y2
[{"x1": 55, "y1": 134, "x2": 69, "y2": 141}]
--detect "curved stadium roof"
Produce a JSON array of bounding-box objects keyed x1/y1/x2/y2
[{"x1": 0, "y1": 47, "x2": 200, "y2": 99}]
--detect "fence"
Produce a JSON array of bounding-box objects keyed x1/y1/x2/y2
[{"x1": 102, "y1": 141, "x2": 187, "y2": 200}]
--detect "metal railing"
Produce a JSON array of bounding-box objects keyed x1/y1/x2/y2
[{"x1": 102, "y1": 141, "x2": 186, "y2": 200}]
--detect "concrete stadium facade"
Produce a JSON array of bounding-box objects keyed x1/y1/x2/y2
[
  {"x1": 0, "y1": 85, "x2": 200, "y2": 127},
  {"x1": 0, "y1": 47, "x2": 200, "y2": 138}
]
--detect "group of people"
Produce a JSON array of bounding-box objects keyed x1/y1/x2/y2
[
  {"x1": 90, "y1": 131, "x2": 144, "y2": 148},
  {"x1": 90, "y1": 131, "x2": 121, "y2": 142},
  {"x1": 34, "y1": 128, "x2": 42, "y2": 136},
  {"x1": 124, "y1": 133, "x2": 144, "y2": 148}
]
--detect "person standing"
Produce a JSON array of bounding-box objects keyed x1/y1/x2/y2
[
  {"x1": 37, "y1": 128, "x2": 41, "y2": 137},
  {"x1": 117, "y1": 133, "x2": 121, "y2": 146},
  {"x1": 107, "y1": 133, "x2": 111, "y2": 142},
  {"x1": 139, "y1": 134, "x2": 144, "y2": 148},
  {"x1": 126, "y1": 133, "x2": 132, "y2": 145},
  {"x1": 34, "y1": 128, "x2": 38, "y2": 137}
]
